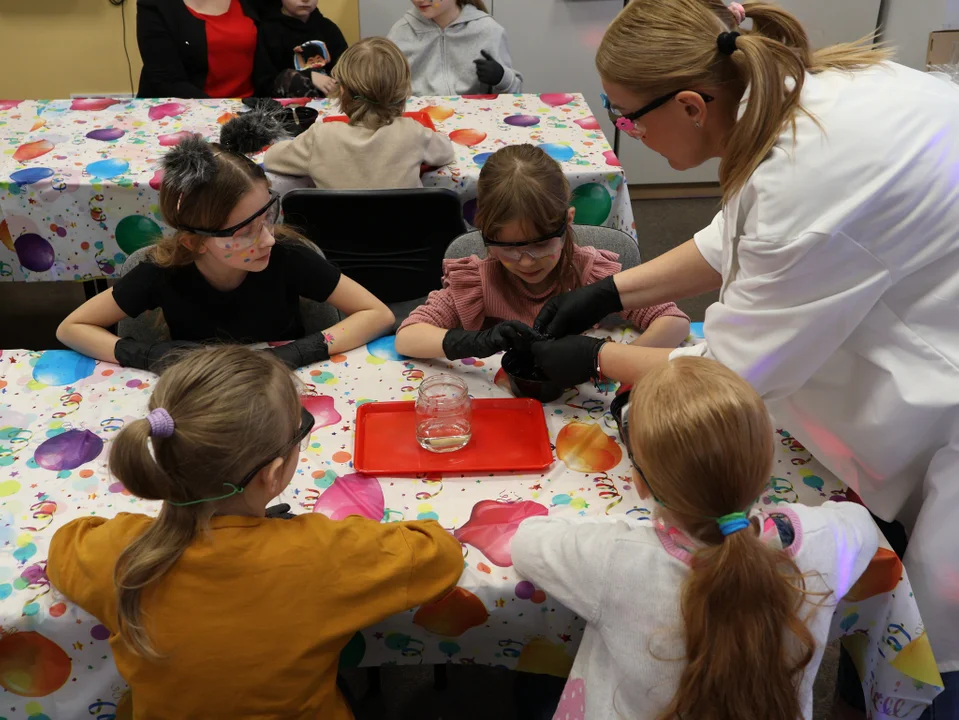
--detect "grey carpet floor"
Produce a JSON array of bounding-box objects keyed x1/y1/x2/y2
[{"x1": 0, "y1": 198, "x2": 841, "y2": 718}]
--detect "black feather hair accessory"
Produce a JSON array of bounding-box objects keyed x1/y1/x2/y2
[
  {"x1": 220, "y1": 106, "x2": 290, "y2": 155},
  {"x1": 160, "y1": 133, "x2": 218, "y2": 197}
]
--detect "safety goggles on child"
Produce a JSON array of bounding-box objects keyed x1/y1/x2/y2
[
  {"x1": 600, "y1": 91, "x2": 714, "y2": 133},
  {"x1": 237, "y1": 405, "x2": 315, "y2": 489},
  {"x1": 483, "y1": 221, "x2": 567, "y2": 262},
  {"x1": 180, "y1": 191, "x2": 282, "y2": 250}
]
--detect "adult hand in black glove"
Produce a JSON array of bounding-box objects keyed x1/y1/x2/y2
[
  {"x1": 266, "y1": 332, "x2": 330, "y2": 369},
  {"x1": 114, "y1": 337, "x2": 203, "y2": 373},
  {"x1": 531, "y1": 336, "x2": 608, "y2": 388},
  {"x1": 474, "y1": 50, "x2": 505, "y2": 88},
  {"x1": 533, "y1": 275, "x2": 623, "y2": 338},
  {"x1": 442, "y1": 321, "x2": 539, "y2": 360}
]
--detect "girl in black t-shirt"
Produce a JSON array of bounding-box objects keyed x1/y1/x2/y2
[{"x1": 57, "y1": 135, "x2": 394, "y2": 372}]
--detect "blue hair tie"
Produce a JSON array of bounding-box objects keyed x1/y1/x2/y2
[{"x1": 716, "y1": 511, "x2": 750, "y2": 536}]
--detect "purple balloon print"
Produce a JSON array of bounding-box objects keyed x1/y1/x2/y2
[
  {"x1": 14, "y1": 233, "x2": 55, "y2": 272},
  {"x1": 515, "y1": 581, "x2": 535, "y2": 599},
  {"x1": 34, "y1": 429, "x2": 103, "y2": 471},
  {"x1": 10, "y1": 168, "x2": 54, "y2": 186},
  {"x1": 86, "y1": 128, "x2": 126, "y2": 142},
  {"x1": 504, "y1": 114, "x2": 540, "y2": 127}
]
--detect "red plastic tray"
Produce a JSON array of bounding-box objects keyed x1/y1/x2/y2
[
  {"x1": 353, "y1": 398, "x2": 553, "y2": 475},
  {"x1": 322, "y1": 110, "x2": 436, "y2": 131}
]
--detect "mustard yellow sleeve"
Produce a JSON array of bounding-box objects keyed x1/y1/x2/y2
[
  {"x1": 313, "y1": 517, "x2": 463, "y2": 628},
  {"x1": 47, "y1": 514, "x2": 147, "y2": 631}
]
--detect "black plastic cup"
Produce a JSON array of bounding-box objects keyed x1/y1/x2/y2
[{"x1": 501, "y1": 349, "x2": 565, "y2": 403}]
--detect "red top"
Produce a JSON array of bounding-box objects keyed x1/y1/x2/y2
[{"x1": 186, "y1": 0, "x2": 257, "y2": 98}]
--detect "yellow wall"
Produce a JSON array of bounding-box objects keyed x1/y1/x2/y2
[{"x1": 0, "y1": 0, "x2": 360, "y2": 100}]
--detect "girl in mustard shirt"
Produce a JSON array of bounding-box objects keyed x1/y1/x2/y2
[{"x1": 47, "y1": 346, "x2": 463, "y2": 720}]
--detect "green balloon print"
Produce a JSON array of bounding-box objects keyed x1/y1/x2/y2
[
  {"x1": 115, "y1": 215, "x2": 163, "y2": 255},
  {"x1": 569, "y1": 183, "x2": 613, "y2": 226}
]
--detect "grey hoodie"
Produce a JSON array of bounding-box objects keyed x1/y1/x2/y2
[{"x1": 388, "y1": 5, "x2": 523, "y2": 96}]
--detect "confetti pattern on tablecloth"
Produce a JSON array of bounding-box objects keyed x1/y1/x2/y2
[
  {"x1": 0, "y1": 94, "x2": 634, "y2": 282},
  {"x1": 0, "y1": 333, "x2": 940, "y2": 718}
]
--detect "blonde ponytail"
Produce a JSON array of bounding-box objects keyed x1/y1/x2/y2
[
  {"x1": 628, "y1": 357, "x2": 822, "y2": 719},
  {"x1": 333, "y1": 38, "x2": 411, "y2": 130},
  {"x1": 110, "y1": 347, "x2": 301, "y2": 657},
  {"x1": 597, "y1": 0, "x2": 889, "y2": 202}
]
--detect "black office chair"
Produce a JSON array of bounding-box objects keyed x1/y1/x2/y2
[{"x1": 281, "y1": 188, "x2": 467, "y2": 328}]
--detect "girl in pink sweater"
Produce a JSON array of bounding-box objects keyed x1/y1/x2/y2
[{"x1": 395, "y1": 144, "x2": 689, "y2": 361}]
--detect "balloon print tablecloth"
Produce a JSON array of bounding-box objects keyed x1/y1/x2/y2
[
  {"x1": 0, "y1": 94, "x2": 633, "y2": 283},
  {"x1": 0, "y1": 334, "x2": 942, "y2": 719}
]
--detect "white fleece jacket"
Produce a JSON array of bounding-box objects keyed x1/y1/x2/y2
[{"x1": 388, "y1": 5, "x2": 523, "y2": 96}]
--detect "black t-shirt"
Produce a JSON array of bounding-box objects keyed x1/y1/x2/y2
[
  {"x1": 259, "y1": 9, "x2": 349, "y2": 75},
  {"x1": 113, "y1": 242, "x2": 341, "y2": 343}
]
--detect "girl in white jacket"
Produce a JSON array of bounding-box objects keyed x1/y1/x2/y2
[{"x1": 388, "y1": 0, "x2": 522, "y2": 96}]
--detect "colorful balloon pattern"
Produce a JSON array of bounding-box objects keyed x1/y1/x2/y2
[
  {"x1": 569, "y1": 183, "x2": 613, "y2": 226},
  {"x1": 453, "y1": 500, "x2": 548, "y2": 567},
  {"x1": 115, "y1": 215, "x2": 162, "y2": 255},
  {"x1": 556, "y1": 422, "x2": 623, "y2": 473},
  {"x1": 85, "y1": 128, "x2": 125, "y2": 142},
  {"x1": 10, "y1": 168, "x2": 54, "y2": 186},
  {"x1": 148, "y1": 102, "x2": 186, "y2": 120},
  {"x1": 32, "y1": 350, "x2": 96, "y2": 385},
  {"x1": 0, "y1": 631, "x2": 71, "y2": 697},
  {"x1": 85, "y1": 159, "x2": 129, "y2": 179},
  {"x1": 844, "y1": 547, "x2": 902, "y2": 601},
  {"x1": 449, "y1": 129, "x2": 487, "y2": 147},
  {"x1": 312, "y1": 472, "x2": 384, "y2": 521},
  {"x1": 13, "y1": 140, "x2": 54, "y2": 163},
  {"x1": 14, "y1": 234, "x2": 55, "y2": 272},
  {"x1": 300, "y1": 394, "x2": 341, "y2": 430},
  {"x1": 504, "y1": 114, "x2": 540, "y2": 127},
  {"x1": 70, "y1": 98, "x2": 120, "y2": 112},
  {"x1": 34, "y1": 429, "x2": 104, "y2": 471},
  {"x1": 413, "y1": 587, "x2": 489, "y2": 636}
]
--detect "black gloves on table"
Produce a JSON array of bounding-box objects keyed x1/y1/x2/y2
[
  {"x1": 114, "y1": 337, "x2": 202, "y2": 373},
  {"x1": 533, "y1": 275, "x2": 623, "y2": 338},
  {"x1": 266, "y1": 332, "x2": 331, "y2": 369},
  {"x1": 474, "y1": 50, "x2": 505, "y2": 88},
  {"x1": 443, "y1": 321, "x2": 539, "y2": 360},
  {"x1": 531, "y1": 336, "x2": 608, "y2": 389}
]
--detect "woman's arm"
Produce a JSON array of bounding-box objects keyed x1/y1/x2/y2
[
  {"x1": 56, "y1": 290, "x2": 129, "y2": 363},
  {"x1": 319, "y1": 275, "x2": 394, "y2": 354},
  {"x1": 615, "y1": 238, "x2": 722, "y2": 310},
  {"x1": 136, "y1": 0, "x2": 208, "y2": 99},
  {"x1": 394, "y1": 323, "x2": 449, "y2": 359}
]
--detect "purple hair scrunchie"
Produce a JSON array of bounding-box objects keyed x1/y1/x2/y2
[{"x1": 146, "y1": 408, "x2": 175, "y2": 439}]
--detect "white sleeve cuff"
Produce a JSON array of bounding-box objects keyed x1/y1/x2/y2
[
  {"x1": 669, "y1": 341, "x2": 710, "y2": 361},
  {"x1": 693, "y1": 210, "x2": 724, "y2": 272}
]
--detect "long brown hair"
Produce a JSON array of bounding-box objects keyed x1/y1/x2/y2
[
  {"x1": 474, "y1": 144, "x2": 580, "y2": 294},
  {"x1": 597, "y1": 0, "x2": 889, "y2": 202},
  {"x1": 628, "y1": 357, "x2": 817, "y2": 720},
  {"x1": 333, "y1": 37, "x2": 411, "y2": 130},
  {"x1": 457, "y1": 0, "x2": 488, "y2": 12},
  {"x1": 111, "y1": 346, "x2": 301, "y2": 658}
]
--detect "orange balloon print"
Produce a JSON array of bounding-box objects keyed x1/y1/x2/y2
[
  {"x1": 556, "y1": 422, "x2": 623, "y2": 473},
  {"x1": 0, "y1": 631, "x2": 72, "y2": 696},
  {"x1": 425, "y1": 105, "x2": 455, "y2": 122},
  {"x1": 0, "y1": 219, "x2": 14, "y2": 252},
  {"x1": 449, "y1": 129, "x2": 487, "y2": 147},
  {"x1": 413, "y1": 587, "x2": 489, "y2": 636},
  {"x1": 13, "y1": 140, "x2": 54, "y2": 163},
  {"x1": 844, "y1": 547, "x2": 902, "y2": 601}
]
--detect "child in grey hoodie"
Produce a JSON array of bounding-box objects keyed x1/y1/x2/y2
[{"x1": 388, "y1": 0, "x2": 523, "y2": 96}]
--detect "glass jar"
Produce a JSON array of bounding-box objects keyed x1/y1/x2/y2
[{"x1": 415, "y1": 374, "x2": 472, "y2": 453}]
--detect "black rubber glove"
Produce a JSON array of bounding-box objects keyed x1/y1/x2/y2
[
  {"x1": 442, "y1": 321, "x2": 540, "y2": 360},
  {"x1": 266, "y1": 332, "x2": 330, "y2": 369},
  {"x1": 533, "y1": 275, "x2": 623, "y2": 338},
  {"x1": 474, "y1": 50, "x2": 505, "y2": 88},
  {"x1": 114, "y1": 337, "x2": 202, "y2": 373},
  {"x1": 531, "y1": 336, "x2": 608, "y2": 388}
]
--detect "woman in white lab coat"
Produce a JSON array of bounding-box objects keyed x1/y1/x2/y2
[{"x1": 531, "y1": 0, "x2": 959, "y2": 716}]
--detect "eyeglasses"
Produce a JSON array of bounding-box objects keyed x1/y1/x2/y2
[
  {"x1": 483, "y1": 221, "x2": 567, "y2": 262},
  {"x1": 612, "y1": 395, "x2": 667, "y2": 509},
  {"x1": 237, "y1": 406, "x2": 315, "y2": 489},
  {"x1": 600, "y1": 91, "x2": 714, "y2": 133},
  {"x1": 180, "y1": 192, "x2": 281, "y2": 249}
]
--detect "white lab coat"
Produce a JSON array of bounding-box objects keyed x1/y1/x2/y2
[{"x1": 672, "y1": 62, "x2": 959, "y2": 671}]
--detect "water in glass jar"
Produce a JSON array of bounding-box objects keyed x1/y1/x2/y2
[{"x1": 415, "y1": 374, "x2": 472, "y2": 453}]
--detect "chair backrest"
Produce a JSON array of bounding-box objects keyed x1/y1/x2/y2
[
  {"x1": 281, "y1": 188, "x2": 467, "y2": 304},
  {"x1": 115, "y1": 244, "x2": 341, "y2": 342},
  {"x1": 444, "y1": 224, "x2": 641, "y2": 270}
]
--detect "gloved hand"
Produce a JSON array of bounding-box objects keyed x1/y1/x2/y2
[
  {"x1": 442, "y1": 321, "x2": 540, "y2": 360},
  {"x1": 531, "y1": 336, "x2": 608, "y2": 388},
  {"x1": 474, "y1": 50, "x2": 505, "y2": 88},
  {"x1": 533, "y1": 275, "x2": 623, "y2": 338},
  {"x1": 114, "y1": 337, "x2": 202, "y2": 373},
  {"x1": 266, "y1": 332, "x2": 330, "y2": 369}
]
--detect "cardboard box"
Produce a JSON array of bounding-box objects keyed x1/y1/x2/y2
[{"x1": 927, "y1": 30, "x2": 959, "y2": 67}]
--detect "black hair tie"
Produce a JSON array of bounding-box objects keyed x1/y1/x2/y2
[{"x1": 717, "y1": 31, "x2": 740, "y2": 56}]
